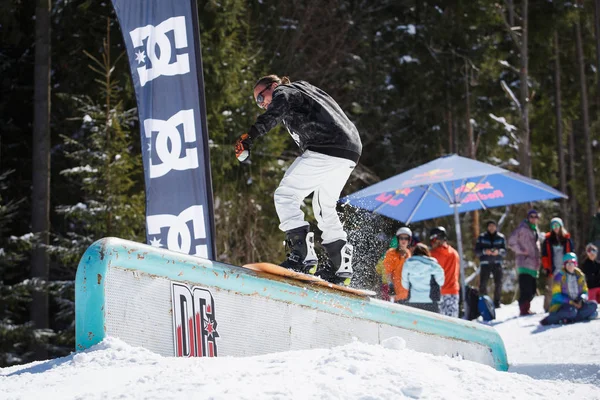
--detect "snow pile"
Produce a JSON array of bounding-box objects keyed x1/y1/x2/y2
[{"x1": 2, "y1": 297, "x2": 599, "y2": 400}]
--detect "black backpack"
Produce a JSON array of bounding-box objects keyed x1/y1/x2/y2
[{"x1": 429, "y1": 274, "x2": 441, "y2": 302}]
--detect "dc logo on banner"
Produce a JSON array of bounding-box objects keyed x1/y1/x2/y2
[
  {"x1": 147, "y1": 205, "x2": 208, "y2": 257},
  {"x1": 128, "y1": 16, "x2": 191, "y2": 86},
  {"x1": 144, "y1": 109, "x2": 199, "y2": 178}
]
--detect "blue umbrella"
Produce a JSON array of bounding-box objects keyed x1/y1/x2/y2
[{"x1": 341, "y1": 154, "x2": 567, "y2": 312}]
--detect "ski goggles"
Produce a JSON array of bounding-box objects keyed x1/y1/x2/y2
[
  {"x1": 398, "y1": 236, "x2": 411, "y2": 241},
  {"x1": 564, "y1": 260, "x2": 577, "y2": 267},
  {"x1": 255, "y1": 83, "x2": 273, "y2": 109},
  {"x1": 551, "y1": 222, "x2": 561, "y2": 229}
]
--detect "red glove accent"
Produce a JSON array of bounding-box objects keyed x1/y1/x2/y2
[{"x1": 234, "y1": 133, "x2": 251, "y2": 162}]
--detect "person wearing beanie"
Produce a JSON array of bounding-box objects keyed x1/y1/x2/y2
[
  {"x1": 540, "y1": 253, "x2": 597, "y2": 325},
  {"x1": 541, "y1": 216, "x2": 574, "y2": 311},
  {"x1": 508, "y1": 209, "x2": 542, "y2": 316},
  {"x1": 475, "y1": 220, "x2": 507, "y2": 308}
]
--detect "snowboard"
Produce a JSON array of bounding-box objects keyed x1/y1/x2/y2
[{"x1": 242, "y1": 262, "x2": 376, "y2": 297}]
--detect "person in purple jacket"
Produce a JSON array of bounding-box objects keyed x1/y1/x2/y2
[{"x1": 508, "y1": 209, "x2": 542, "y2": 316}]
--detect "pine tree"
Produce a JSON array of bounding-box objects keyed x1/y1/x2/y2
[{"x1": 47, "y1": 20, "x2": 145, "y2": 357}]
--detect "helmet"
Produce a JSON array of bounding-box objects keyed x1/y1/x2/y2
[
  {"x1": 563, "y1": 252, "x2": 578, "y2": 265},
  {"x1": 396, "y1": 227, "x2": 412, "y2": 238},
  {"x1": 429, "y1": 226, "x2": 447, "y2": 241}
]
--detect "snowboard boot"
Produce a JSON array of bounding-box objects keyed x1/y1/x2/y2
[
  {"x1": 314, "y1": 240, "x2": 354, "y2": 286},
  {"x1": 280, "y1": 226, "x2": 318, "y2": 273}
]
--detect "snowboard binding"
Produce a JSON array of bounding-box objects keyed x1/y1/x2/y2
[{"x1": 280, "y1": 226, "x2": 318, "y2": 273}]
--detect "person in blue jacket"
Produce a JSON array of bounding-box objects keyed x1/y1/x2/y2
[{"x1": 401, "y1": 243, "x2": 445, "y2": 313}]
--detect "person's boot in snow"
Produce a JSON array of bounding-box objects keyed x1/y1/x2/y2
[
  {"x1": 280, "y1": 226, "x2": 318, "y2": 273},
  {"x1": 519, "y1": 302, "x2": 534, "y2": 316},
  {"x1": 314, "y1": 240, "x2": 353, "y2": 285}
]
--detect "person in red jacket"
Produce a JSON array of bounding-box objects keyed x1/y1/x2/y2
[
  {"x1": 429, "y1": 226, "x2": 460, "y2": 317},
  {"x1": 541, "y1": 217, "x2": 574, "y2": 311}
]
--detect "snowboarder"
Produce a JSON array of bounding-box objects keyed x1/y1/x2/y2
[{"x1": 234, "y1": 75, "x2": 362, "y2": 285}]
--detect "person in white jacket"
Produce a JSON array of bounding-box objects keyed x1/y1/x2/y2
[{"x1": 402, "y1": 243, "x2": 445, "y2": 313}]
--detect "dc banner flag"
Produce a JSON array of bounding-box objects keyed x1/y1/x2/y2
[{"x1": 112, "y1": 0, "x2": 215, "y2": 259}]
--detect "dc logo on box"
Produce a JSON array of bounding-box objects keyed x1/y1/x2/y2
[
  {"x1": 144, "y1": 109, "x2": 199, "y2": 178},
  {"x1": 129, "y1": 16, "x2": 190, "y2": 86},
  {"x1": 147, "y1": 205, "x2": 208, "y2": 257},
  {"x1": 171, "y1": 283, "x2": 219, "y2": 357}
]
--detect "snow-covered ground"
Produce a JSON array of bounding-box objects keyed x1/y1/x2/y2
[{"x1": 2, "y1": 296, "x2": 599, "y2": 400}]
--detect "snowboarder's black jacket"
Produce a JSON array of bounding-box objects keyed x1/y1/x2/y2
[{"x1": 249, "y1": 81, "x2": 362, "y2": 163}]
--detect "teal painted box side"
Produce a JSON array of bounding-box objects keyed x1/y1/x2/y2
[{"x1": 75, "y1": 237, "x2": 508, "y2": 370}]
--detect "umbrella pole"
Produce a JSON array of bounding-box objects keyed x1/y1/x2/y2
[{"x1": 453, "y1": 204, "x2": 467, "y2": 319}]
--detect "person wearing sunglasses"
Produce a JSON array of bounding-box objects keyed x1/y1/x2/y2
[
  {"x1": 581, "y1": 243, "x2": 600, "y2": 304},
  {"x1": 382, "y1": 227, "x2": 413, "y2": 303},
  {"x1": 508, "y1": 209, "x2": 542, "y2": 316},
  {"x1": 540, "y1": 217, "x2": 574, "y2": 311},
  {"x1": 540, "y1": 252, "x2": 597, "y2": 325},
  {"x1": 234, "y1": 75, "x2": 362, "y2": 285}
]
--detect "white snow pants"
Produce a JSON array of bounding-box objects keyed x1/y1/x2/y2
[{"x1": 274, "y1": 150, "x2": 356, "y2": 244}]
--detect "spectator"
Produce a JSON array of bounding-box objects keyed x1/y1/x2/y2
[
  {"x1": 590, "y1": 201, "x2": 600, "y2": 248},
  {"x1": 475, "y1": 220, "x2": 507, "y2": 308},
  {"x1": 540, "y1": 253, "x2": 598, "y2": 325},
  {"x1": 508, "y1": 209, "x2": 542, "y2": 316},
  {"x1": 429, "y1": 226, "x2": 460, "y2": 318},
  {"x1": 541, "y1": 217, "x2": 574, "y2": 311},
  {"x1": 382, "y1": 227, "x2": 412, "y2": 303},
  {"x1": 375, "y1": 236, "x2": 395, "y2": 301},
  {"x1": 580, "y1": 243, "x2": 600, "y2": 304},
  {"x1": 401, "y1": 243, "x2": 445, "y2": 313}
]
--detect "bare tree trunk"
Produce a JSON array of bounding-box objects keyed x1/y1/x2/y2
[
  {"x1": 464, "y1": 61, "x2": 480, "y2": 242},
  {"x1": 507, "y1": 0, "x2": 514, "y2": 26},
  {"x1": 574, "y1": 16, "x2": 596, "y2": 217},
  {"x1": 446, "y1": 84, "x2": 453, "y2": 154},
  {"x1": 518, "y1": 0, "x2": 531, "y2": 177},
  {"x1": 568, "y1": 121, "x2": 580, "y2": 250},
  {"x1": 595, "y1": 0, "x2": 600, "y2": 107},
  {"x1": 554, "y1": 31, "x2": 568, "y2": 223},
  {"x1": 31, "y1": 0, "x2": 51, "y2": 360}
]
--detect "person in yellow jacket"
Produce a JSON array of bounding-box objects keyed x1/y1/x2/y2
[{"x1": 382, "y1": 227, "x2": 412, "y2": 303}]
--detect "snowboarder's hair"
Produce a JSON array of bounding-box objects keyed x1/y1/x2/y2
[
  {"x1": 254, "y1": 75, "x2": 291, "y2": 89},
  {"x1": 412, "y1": 243, "x2": 430, "y2": 257}
]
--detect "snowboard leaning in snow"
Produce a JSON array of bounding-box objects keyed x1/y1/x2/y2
[{"x1": 242, "y1": 262, "x2": 376, "y2": 297}]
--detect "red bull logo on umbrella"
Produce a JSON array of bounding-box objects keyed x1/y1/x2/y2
[
  {"x1": 402, "y1": 169, "x2": 454, "y2": 186},
  {"x1": 375, "y1": 188, "x2": 414, "y2": 207},
  {"x1": 454, "y1": 181, "x2": 494, "y2": 194},
  {"x1": 454, "y1": 181, "x2": 505, "y2": 203}
]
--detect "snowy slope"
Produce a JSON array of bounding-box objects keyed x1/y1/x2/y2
[
  {"x1": 2, "y1": 297, "x2": 599, "y2": 400},
  {"x1": 493, "y1": 296, "x2": 600, "y2": 387}
]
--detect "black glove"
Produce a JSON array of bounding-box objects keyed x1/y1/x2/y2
[{"x1": 234, "y1": 133, "x2": 252, "y2": 162}]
